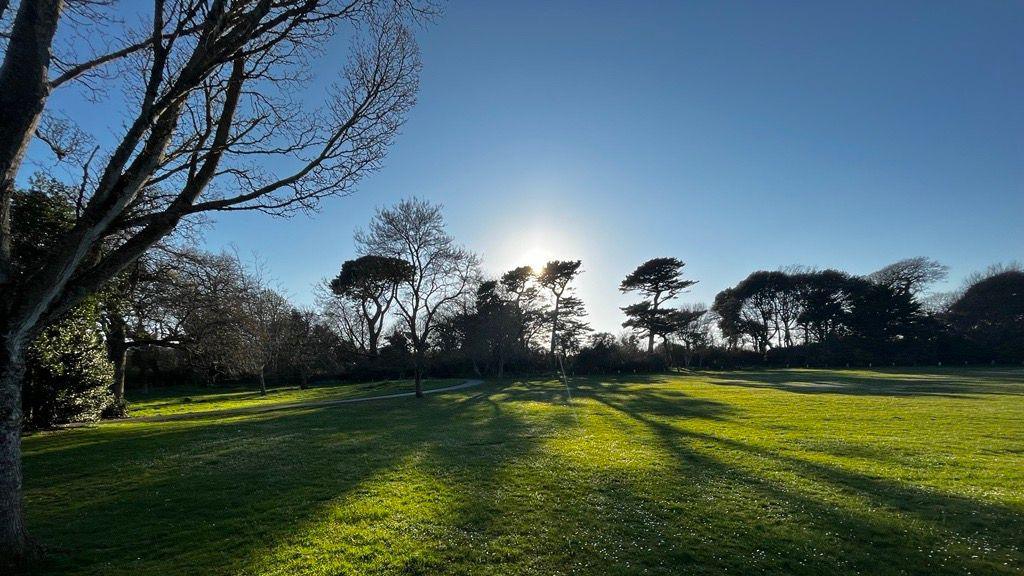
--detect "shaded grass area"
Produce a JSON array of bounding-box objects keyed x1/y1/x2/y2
[
  {"x1": 124, "y1": 379, "x2": 457, "y2": 418},
  {"x1": 22, "y1": 368, "x2": 1024, "y2": 575}
]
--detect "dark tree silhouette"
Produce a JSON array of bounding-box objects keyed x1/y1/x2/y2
[
  {"x1": 355, "y1": 198, "x2": 478, "y2": 398},
  {"x1": 948, "y1": 270, "x2": 1024, "y2": 362},
  {"x1": 329, "y1": 255, "x2": 413, "y2": 356},
  {"x1": 538, "y1": 260, "x2": 583, "y2": 355},
  {"x1": 620, "y1": 257, "x2": 697, "y2": 353},
  {"x1": 868, "y1": 257, "x2": 948, "y2": 297}
]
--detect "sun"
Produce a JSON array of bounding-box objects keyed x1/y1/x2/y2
[{"x1": 520, "y1": 246, "x2": 553, "y2": 274}]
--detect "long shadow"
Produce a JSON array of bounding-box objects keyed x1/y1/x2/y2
[
  {"x1": 584, "y1": 384, "x2": 1023, "y2": 575},
  {"x1": 24, "y1": 376, "x2": 1023, "y2": 575},
  {"x1": 23, "y1": 382, "x2": 548, "y2": 576},
  {"x1": 702, "y1": 367, "x2": 1024, "y2": 398}
]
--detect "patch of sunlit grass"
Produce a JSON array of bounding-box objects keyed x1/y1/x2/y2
[{"x1": 20, "y1": 368, "x2": 1024, "y2": 575}]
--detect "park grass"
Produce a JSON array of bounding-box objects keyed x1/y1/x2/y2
[
  {"x1": 21, "y1": 367, "x2": 1024, "y2": 575},
  {"x1": 124, "y1": 379, "x2": 458, "y2": 419}
]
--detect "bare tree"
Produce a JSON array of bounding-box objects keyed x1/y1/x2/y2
[
  {"x1": 355, "y1": 198, "x2": 478, "y2": 397},
  {"x1": 0, "y1": 0, "x2": 430, "y2": 558},
  {"x1": 867, "y1": 257, "x2": 948, "y2": 297}
]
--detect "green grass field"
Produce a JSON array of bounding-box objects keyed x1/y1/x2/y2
[
  {"x1": 124, "y1": 379, "x2": 457, "y2": 419},
  {"x1": 21, "y1": 369, "x2": 1024, "y2": 575}
]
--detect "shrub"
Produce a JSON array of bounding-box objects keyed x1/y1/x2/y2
[{"x1": 23, "y1": 300, "x2": 115, "y2": 428}]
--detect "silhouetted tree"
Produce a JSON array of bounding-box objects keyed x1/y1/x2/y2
[
  {"x1": 538, "y1": 260, "x2": 583, "y2": 356},
  {"x1": 868, "y1": 257, "x2": 948, "y2": 297},
  {"x1": 500, "y1": 266, "x2": 546, "y2": 348},
  {"x1": 356, "y1": 198, "x2": 479, "y2": 397},
  {"x1": 548, "y1": 296, "x2": 591, "y2": 357},
  {"x1": 620, "y1": 257, "x2": 696, "y2": 353},
  {"x1": 329, "y1": 255, "x2": 413, "y2": 356},
  {"x1": 948, "y1": 270, "x2": 1024, "y2": 362}
]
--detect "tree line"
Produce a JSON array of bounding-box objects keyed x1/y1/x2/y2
[{"x1": 18, "y1": 182, "x2": 1023, "y2": 438}]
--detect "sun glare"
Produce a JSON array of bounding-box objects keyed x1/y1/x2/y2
[{"x1": 520, "y1": 246, "x2": 553, "y2": 273}]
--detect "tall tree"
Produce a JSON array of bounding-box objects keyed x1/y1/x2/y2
[
  {"x1": 355, "y1": 198, "x2": 478, "y2": 397},
  {"x1": 548, "y1": 295, "x2": 591, "y2": 357},
  {"x1": 620, "y1": 257, "x2": 696, "y2": 353},
  {"x1": 500, "y1": 265, "x2": 546, "y2": 348},
  {"x1": 329, "y1": 255, "x2": 413, "y2": 356},
  {"x1": 0, "y1": 0, "x2": 430, "y2": 556},
  {"x1": 538, "y1": 260, "x2": 583, "y2": 355}
]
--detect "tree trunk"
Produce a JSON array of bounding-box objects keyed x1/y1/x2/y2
[
  {"x1": 497, "y1": 355, "x2": 505, "y2": 379},
  {"x1": 414, "y1": 366, "x2": 423, "y2": 398},
  {"x1": 549, "y1": 299, "x2": 560, "y2": 356},
  {"x1": 299, "y1": 368, "x2": 308, "y2": 390},
  {"x1": 368, "y1": 330, "x2": 379, "y2": 357},
  {"x1": 258, "y1": 368, "x2": 267, "y2": 396},
  {"x1": 105, "y1": 321, "x2": 128, "y2": 401},
  {"x1": 0, "y1": 0, "x2": 63, "y2": 286},
  {"x1": 111, "y1": 346, "x2": 127, "y2": 401},
  {"x1": 0, "y1": 335, "x2": 30, "y2": 563}
]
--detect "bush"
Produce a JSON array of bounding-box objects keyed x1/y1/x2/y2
[{"x1": 23, "y1": 300, "x2": 115, "y2": 428}]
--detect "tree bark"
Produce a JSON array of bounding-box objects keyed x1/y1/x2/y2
[
  {"x1": 0, "y1": 0, "x2": 63, "y2": 286},
  {"x1": 0, "y1": 334, "x2": 29, "y2": 562},
  {"x1": 258, "y1": 368, "x2": 267, "y2": 396},
  {"x1": 105, "y1": 320, "x2": 128, "y2": 401},
  {"x1": 111, "y1": 346, "x2": 127, "y2": 402},
  {"x1": 413, "y1": 362, "x2": 424, "y2": 399}
]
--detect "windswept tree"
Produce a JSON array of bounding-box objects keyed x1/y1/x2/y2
[
  {"x1": 868, "y1": 257, "x2": 948, "y2": 297},
  {"x1": 0, "y1": 1, "x2": 432, "y2": 554},
  {"x1": 329, "y1": 255, "x2": 413, "y2": 356},
  {"x1": 620, "y1": 257, "x2": 696, "y2": 353},
  {"x1": 356, "y1": 198, "x2": 479, "y2": 397},
  {"x1": 538, "y1": 260, "x2": 583, "y2": 355}
]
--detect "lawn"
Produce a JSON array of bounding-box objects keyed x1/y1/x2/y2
[
  {"x1": 21, "y1": 368, "x2": 1024, "y2": 575},
  {"x1": 124, "y1": 379, "x2": 460, "y2": 419}
]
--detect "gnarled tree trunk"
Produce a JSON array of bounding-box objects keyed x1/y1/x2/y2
[{"x1": 0, "y1": 334, "x2": 29, "y2": 562}]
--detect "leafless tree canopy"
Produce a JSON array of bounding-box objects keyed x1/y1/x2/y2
[
  {"x1": 354, "y1": 197, "x2": 478, "y2": 394},
  {"x1": 1, "y1": 0, "x2": 429, "y2": 341},
  {"x1": 0, "y1": 0, "x2": 432, "y2": 558}
]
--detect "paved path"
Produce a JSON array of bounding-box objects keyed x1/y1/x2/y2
[{"x1": 79, "y1": 380, "x2": 486, "y2": 426}]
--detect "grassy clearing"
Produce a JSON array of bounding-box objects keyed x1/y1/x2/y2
[
  {"x1": 22, "y1": 368, "x2": 1024, "y2": 575},
  {"x1": 124, "y1": 379, "x2": 458, "y2": 418}
]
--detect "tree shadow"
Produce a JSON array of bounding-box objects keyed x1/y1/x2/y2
[
  {"x1": 702, "y1": 368, "x2": 1024, "y2": 398},
  {"x1": 23, "y1": 376, "x2": 1024, "y2": 575},
  {"x1": 586, "y1": 388, "x2": 1023, "y2": 575},
  {"x1": 23, "y1": 383, "x2": 551, "y2": 576}
]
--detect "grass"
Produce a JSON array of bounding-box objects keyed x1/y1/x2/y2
[
  {"x1": 21, "y1": 368, "x2": 1024, "y2": 575},
  {"x1": 124, "y1": 379, "x2": 458, "y2": 418}
]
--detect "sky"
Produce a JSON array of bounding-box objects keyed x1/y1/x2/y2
[{"x1": 27, "y1": 1, "x2": 1024, "y2": 333}]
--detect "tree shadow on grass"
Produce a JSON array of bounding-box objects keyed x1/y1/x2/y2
[
  {"x1": 23, "y1": 384, "x2": 552, "y2": 576},
  {"x1": 702, "y1": 368, "x2": 1024, "y2": 398},
  {"x1": 23, "y1": 376, "x2": 1024, "y2": 575},
  {"x1": 585, "y1": 387, "x2": 1023, "y2": 575}
]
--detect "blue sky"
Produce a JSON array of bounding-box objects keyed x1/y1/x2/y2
[{"x1": 30, "y1": 1, "x2": 1024, "y2": 332}]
